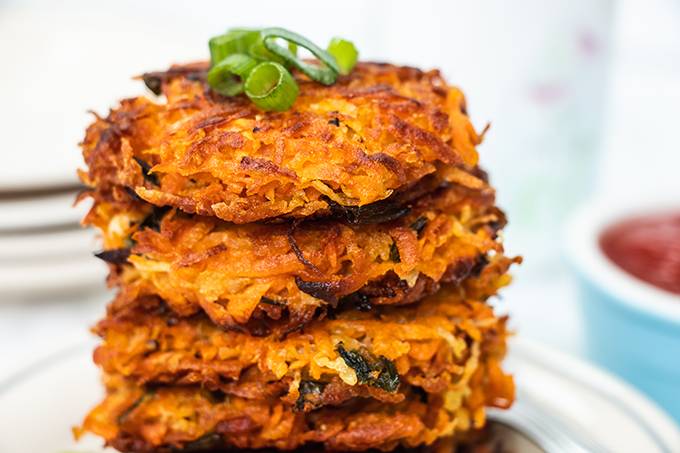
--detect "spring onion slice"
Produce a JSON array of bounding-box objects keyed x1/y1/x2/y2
[
  {"x1": 207, "y1": 53, "x2": 258, "y2": 96},
  {"x1": 260, "y1": 27, "x2": 340, "y2": 85},
  {"x1": 327, "y1": 37, "x2": 358, "y2": 75},
  {"x1": 245, "y1": 61, "x2": 299, "y2": 111},
  {"x1": 209, "y1": 29, "x2": 260, "y2": 65},
  {"x1": 248, "y1": 37, "x2": 287, "y2": 66},
  {"x1": 288, "y1": 42, "x2": 298, "y2": 57}
]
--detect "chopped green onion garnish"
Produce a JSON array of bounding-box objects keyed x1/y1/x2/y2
[
  {"x1": 260, "y1": 27, "x2": 341, "y2": 85},
  {"x1": 206, "y1": 27, "x2": 358, "y2": 111},
  {"x1": 209, "y1": 29, "x2": 260, "y2": 65},
  {"x1": 245, "y1": 61, "x2": 299, "y2": 111},
  {"x1": 327, "y1": 37, "x2": 358, "y2": 75},
  {"x1": 288, "y1": 42, "x2": 298, "y2": 57},
  {"x1": 206, "y1": 53, "x2": 258, "y2": 96},
  {"x1": 248, "y1": 36, "x2": 288, "y2": 66}
]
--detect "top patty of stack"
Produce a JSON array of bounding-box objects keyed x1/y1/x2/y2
[{"x1": 80, "y1": 62, "x2": 483, "y2": 224}]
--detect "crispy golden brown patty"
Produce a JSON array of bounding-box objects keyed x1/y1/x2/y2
[
  {"x1": 80, "y1": 371, "x2": 510, "y2": 452},
  {"x1": 80, "y1": 287, "x2": 513, "y2": 452},
  {"x1": 76, "y1": 58, "x2": 519, "y2": 453},
  {"x1": 89, "y1": 185, "x2": 505, "y2": 330},
  {"x1": 86, "y1": 169, "x2": 513, "y2": 334},
  {"x1": 79, "y1": 62, "x2": 483, "y2": 224},
  {"x1": 94, "y1": 286, "x2": 511, "y2": 402}
]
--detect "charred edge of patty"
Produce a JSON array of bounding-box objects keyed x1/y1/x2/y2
[
  {"x1": 95, "y1": 248, "x2": 131, "y2": 265},
  {"x1": 138, "y1": 205, "x2": 172, "y2": 232},
  {"x1": 140, "y1": 63, "x2": 208, "y2": 96},
  {"x1": 322, "y1": 173, "x2": 446, "y2": 226},
  {"x1": 295, "y1": 253, "x2": 488, "y2": 310},
  {"x1": 108, "y1": 253, "x2": 494, "y2": 340},
  {"x1": 95, "y1": 164, "x2": 452, "y2": 229},
  {"x1": 253, "y1": 252, "x2": 494, "y2": 335},
  {"x1": 133, "y1": 157, "x2": 160, "y2": 186}
]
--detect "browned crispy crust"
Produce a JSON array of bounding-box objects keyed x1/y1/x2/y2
[
  {"x1": 84, "y1": 374, "x2": 510, "y2": 453},
  {"x1": 86, "y1": 170, "x2": 513, "y2": 335},
  {"x1": 79, "y1": 287, "x2": 514, "y2": 452},
  {"x1": 76, "y1": 59, "x2": 520, "y2": 453},
  {"x1": 93, "y1": 285, "x2": 512, "y2": 402},
  {"x1": 79, "y1": 62, "x2": 482, "y2": 224}
]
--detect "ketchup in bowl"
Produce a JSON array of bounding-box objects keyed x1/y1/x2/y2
[{"x1": 599, "y1": 212, "x2": 680, "y2": 296}]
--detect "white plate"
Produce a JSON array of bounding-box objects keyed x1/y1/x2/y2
[
  {"x1": 0, "y1": 337, "x2": 677, "y2": 453},
  {"x1": 0, "y1": 192, "x2": 89, "y2": 232},
  {"x1": 0, "y1": 255, "x2": 108, "y2": 299},
  {"x1": 0, "y1": 228, "x2": 99, "y2": 262},
  {"x1": 0, "y1": 227, "x2": 107, "y2": 298},
  {"x1": 500, "y1": 339, "x2": 680, "y2": 452}
]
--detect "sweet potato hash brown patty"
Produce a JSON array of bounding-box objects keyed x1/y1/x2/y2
[
  {"x1": 93, "y1": 286, "x2": 512, "y2": 403},
  {"x1": 75, "y1": 49, "x2": 520, "y2": 453},
  {"x1": 80, "y1": 288, "x2": 513, "y2": 452},
  {"x1": 79, "y1": 62, "x2": 484, "y2": 224},
  {"x1": 80, "y1": 368, "x2": 509, "y2": 453},
  {"x1": 85, "y1": 168, "x2": 514, "y2": 334}
]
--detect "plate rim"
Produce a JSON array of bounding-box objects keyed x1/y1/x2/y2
[{"x1": 510, "y1": 336, "x2": 680, "y2": 452}]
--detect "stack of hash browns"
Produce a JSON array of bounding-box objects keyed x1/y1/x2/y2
[{"x1": 76, "y1": 62, "x2": 519, "y2": 452}]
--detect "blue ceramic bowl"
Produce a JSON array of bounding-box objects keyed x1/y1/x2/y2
[{"x1": 566, "y1": 199, "x2": 680, "y2": 422}]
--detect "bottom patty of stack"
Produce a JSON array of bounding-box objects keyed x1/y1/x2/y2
[{"x1": 78, "y1": 280, "x2": 515, "y2": 452}]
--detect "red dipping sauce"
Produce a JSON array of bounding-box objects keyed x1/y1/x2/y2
[{"x1": 600, "y1": 212, "x2": 680, "y2": 296}]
